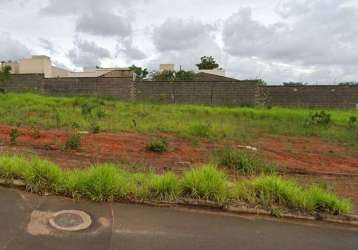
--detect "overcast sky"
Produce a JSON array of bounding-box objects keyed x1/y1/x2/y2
[{"x1": 0, "y1": 0, "x2": 358, "y2": 84}]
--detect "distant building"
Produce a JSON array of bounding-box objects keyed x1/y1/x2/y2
[
  {"x1": 2, "y1": 55, "x2": 133, "y2": 78},
  {"x1": 159, "y1": 64, "x2": 175, "y2": 72}
]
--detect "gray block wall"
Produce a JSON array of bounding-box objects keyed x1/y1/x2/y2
[{"x1": 1, "y1": 74, "x2": 358, "y2": 108}]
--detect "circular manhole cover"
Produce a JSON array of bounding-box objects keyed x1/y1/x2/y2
[{"x1": 49, "y1": 210, "x2": 92, "y2": 232}]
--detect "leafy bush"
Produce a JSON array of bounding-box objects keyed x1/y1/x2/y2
[
  {"x1": 80, "y1": 103, "x2": 96, "y2": 116},
  {"x1": 217, "y1": 147, "x2": 275, "y2": 174},
  {"x1": 146, "y1": 138, "x2": 168, "y2": 152},
  {"x1": 309, "y1": 111, "x2": 331, "y2": 126},
  {"x1": 348, "y1": 116, "x2": 357, "y2": 128},
  {"x1": 151, "y1": 172, "x2": 180, "y2": 200},
  {"x1": 65, "y1": 133, "x2": 81, "y2": 150},
  {"x1": 90, "y1": 121, "x2": 100, "y2": 134},
  {"x1": 181, "y1": 165, "x2": 228, "y2": 202},
  {"x1": 9, "y1": 128, "x2": 19, "y2": 145}
]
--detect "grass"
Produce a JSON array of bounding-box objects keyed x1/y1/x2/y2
[
  {"x1": 180, "y1": 164, "x2": 228, "y2": 202},
  {"x1": 146, "y1": 138, "x2": 168, "y2": 152},
  {"x1": 0, "y1": 92, "x2": 357, "y2": 145},
  {"x1": 216, "y1": 147, "x2": 275, "y2": 174},
  {"x1": 0, "y1": 155, "x2": 352, "y2": 215},
  {"x1": 232, "y1": 175, "x2": 351, "y2": 215}
]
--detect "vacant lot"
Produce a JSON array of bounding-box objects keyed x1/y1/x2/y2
[{"x1": 0, "y1": 92, "x2": 357, "y2": 212}]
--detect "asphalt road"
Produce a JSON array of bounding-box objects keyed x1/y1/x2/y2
[{"x1": 0, "y1": 186, "x2": 357, "y2": 250}]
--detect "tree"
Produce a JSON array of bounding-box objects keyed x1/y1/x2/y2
[
  {"x1": 150, "y1": 70, "x2": 196, "y2": 81},
  {"x1": 175, "y1": 70, "x2": 196, "y2": 80},
  {"x1": 0, "y1": 64, "x2": 11, "y2": 82},
  {"x1": 129, "y1": 65, "x2": 149, "y2": 80},
  {"x1": 196, "y1": 56, "x2": 219, "y2": 70},
  {"x1": 151, "y1": 70, "x2": 175, "y2": 81}
]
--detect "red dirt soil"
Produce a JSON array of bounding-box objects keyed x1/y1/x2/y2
[
  {"x1": 0, "y1": 124, "x2": 357, "y2": 175},
  {"x1": 0, "y1": 124, "x2": 358, "y2": 212}
]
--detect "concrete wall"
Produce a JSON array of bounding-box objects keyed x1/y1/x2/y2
[
  {"x1": 264, "y1": 85, "x2": 358, "y2": 108},
  {"x1": 134, "y1": 80, "x2": 258, "y2": 105},
  {"x1": 1, "y1": 74, "x2": 358, "y2": 108}
]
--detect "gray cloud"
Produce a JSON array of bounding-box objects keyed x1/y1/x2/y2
[
  {"x1": 153, "y1": 19, "x2": 217, "y2": 52},
  {"x1": 68, "y1": 39, "x2": 111, "y2": 68},
  {"x1": 76, "y1": 10, "x2": 132, "y2": 37},
  {"x1": 39, "y1": 38, "x2": 55, "y2": 53},
  {"x1": 0, "y1": 33, "x2": 30, "y2": 61},
  {"x1": 117, "y1": 39, "x2": 146, "y2": 60},
  {"x1": 150, "y1": 18, "x2": 222, "y2": 70},
  {"x1": 223, "y1": 2, "x2": 358, "y2": 67}
]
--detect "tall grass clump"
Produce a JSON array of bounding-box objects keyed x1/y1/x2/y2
[
  {"x1": 188, "y1": 123, "x2": 211, "y2": 138},
  {"x1": 150, "y1": 172, "x2": 180, "y2": 200},
  {"x1": 305, "y1": 185, "x2": 351, "y2": 215},
  {"x1": 181, "y1": 164, "x2": 228, "y2": 202},
  {"x1": 0, "y1": 155, "x2": 28, "y2": 180},
  {"x1": 23, "y1": 158, "x2": 62, "y2": 193},
  {"x1": 232, "y1": 175, "x2": 351, "y2": 215},
  {"x1": 0, "y1": 154, "x2": 351, "y2": 215},
  {"x1": 251, "y1": 175, "x2": 308, "y2": 210},
  {"x1": 72, "y1": 164, "x2": 127, "y2": 201},
  {"x1": 217, "y1": 147, "x2": 275, "y2": 174}
]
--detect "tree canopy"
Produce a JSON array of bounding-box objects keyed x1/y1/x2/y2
[
  {"x1": 0, "y1": 64, "x2": 11, "y2": 82},
  {"x1": 129, "y1": 65, "x2": 149, "y2": 80},
  {"x1": 196, "y1": 56, "x2": 219, "y2": 70}
]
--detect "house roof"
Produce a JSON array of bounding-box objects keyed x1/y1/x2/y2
[{"x1": 194, "y1": 72, "x2": 239, "y2": 81}]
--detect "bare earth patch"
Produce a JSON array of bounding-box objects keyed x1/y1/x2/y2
[{"x1": 0, "y1": 124, "x2": 357, "y2": 212}]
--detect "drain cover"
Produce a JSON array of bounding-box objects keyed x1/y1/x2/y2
[{"x1": 49, "y1": 210, "x2": 92, "y2": 232}]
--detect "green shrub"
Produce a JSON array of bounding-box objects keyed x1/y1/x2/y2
[
  {"x1": 217, "y1": 147, "x2": 275, "y2": 174},
  {"x1": 151, "y1": 172, "x2": 180, "y2": 200},
  {"x1": 65, "y1": 133, "x2": 81, "y2": 150},
  {"x1": 23, "y1": 158, "x2": 62, "y2": 193},
  {"x1": 348, "y1": 116, "x2": 357, "y2": 128},
  {"x1": 146, "y1": 138, "x2": 168, "y2": 152},
  {"x1": 9, "y1": 128, "x2": 19, "y2": 145},
  {"x1": 309, "y1": 111, "x2": 331, "y2": 126},
  {"x1": 80, "y1": 103, "x2": 96, "y2": 116},
  {"x1": 181, "y1": 165, "x2": 228, "y2": 202},
  {"x1": 90, "y1": 121, "x2": 100, "y2": 134}
]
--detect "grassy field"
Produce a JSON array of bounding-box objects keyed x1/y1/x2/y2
[
  {"x1": 0, "y1": 155, "x2": 351, "y2": 215},
  {"x1": 0, "y1": 92, "x2": 357, "y2": 145}
]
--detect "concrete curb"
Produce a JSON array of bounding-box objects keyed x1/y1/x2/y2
[{"x1": 1, "y1": 178, "x2": 357, "y2": 227}]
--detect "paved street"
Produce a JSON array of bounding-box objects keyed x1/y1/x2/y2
[{"x1": 0, "y1": 186, "x2": 357, "y2": 250}]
